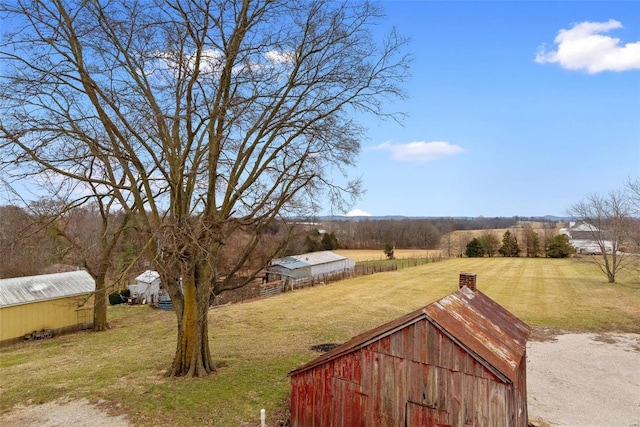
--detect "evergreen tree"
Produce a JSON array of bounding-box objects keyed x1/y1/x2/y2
[
  {"x1": 306, "y1": 229, "x2": 322, "y2": 252},
  {"x1": 321, "y1": 232, "x2": 339, "y2": 250},
  {"x1": 546, "y1": 234, "x2": 576, "y2": 258},
  {"x1": 465, "y1": 237, "x2": 485, "y2": 257},
  {"x1": 499, "y1": 230, "x2": 520, "y2": 257}
]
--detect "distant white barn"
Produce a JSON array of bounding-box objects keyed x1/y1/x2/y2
[
  {"x1": 129, "y1": 270, "x2": 161, "y2": 304},
  {"x1": 560, "y1": 221, "x2": 614, "y2": 255},
  {"x1": 267, "y1": 251, "x2": 355, "y2": 282}
]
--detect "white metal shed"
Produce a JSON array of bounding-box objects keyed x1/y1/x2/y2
[
  {"x1": 129, "y1": 270, "x2": 161, "y2": 304},
  {"x1": 267, "y1": 251, "x2": 355, "y2": 281}
]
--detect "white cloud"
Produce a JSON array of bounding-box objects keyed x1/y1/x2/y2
[
  {"x1": 535, "y1": 19, "x2": 640, "y2": 73},
  {"x1": 196, "y1": 49, "x2": 225, "y2": 73},
  {"x1": 155, "y1": 49, "x2": 295, "y2": 77},
  {"x1": 345, "y1": 208, "x2": 372, "y2": 217},
  {"x1": 371, "y1": 141, "x2": 464, "y2": 162},
  {"x1": 152, "y1": 48, "x2": 225, "y2": 78},
  {"x1": 264, "y1": 50, "x2": 296, "y2": 64}
]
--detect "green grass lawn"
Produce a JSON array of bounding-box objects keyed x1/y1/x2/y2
[{"x1": 1, "y1": 257, "x2": 639, "y2": 426}]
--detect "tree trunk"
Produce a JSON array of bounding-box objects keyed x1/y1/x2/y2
[
  {"x1": 603, "y1": 254, "x2": 616, "y2": 284},
  {"x1": 167, "y1": 269, "x2": 215, "y2": 377},
  {"x1": 93, "y1": 274, "x2": 109, "y2": 331}
]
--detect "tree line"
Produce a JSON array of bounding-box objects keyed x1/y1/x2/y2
[
  {"x1": 0, "y1": 207, "x2": 547, "y2": 280},
  {"x1": 463, "y1": 228, "x2": 575, "y2": 259},
  {"x1": 304, "y1": 216, "x2": 523, "y2": 251},
  {"x1": 0, "y1": 203, "x2": 310, "y2": 281},
  {"x1": 458, "y1": 179, "x2": 640, "y2": 284}
]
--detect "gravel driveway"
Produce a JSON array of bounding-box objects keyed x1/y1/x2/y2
[{"x1": 527, "y1": 332, "x2": 640, "y2": 426}]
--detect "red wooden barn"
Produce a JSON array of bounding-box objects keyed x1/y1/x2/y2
[{"x1": 289, "y1": 273, "x2": 530, "y2": 427}]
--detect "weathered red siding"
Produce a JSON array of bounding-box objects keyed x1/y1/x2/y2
[{"x1": 290, "y1": 285, "x2": 530, "y2": 427}]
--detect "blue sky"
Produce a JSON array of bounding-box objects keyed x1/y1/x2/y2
[
  {"x1": 341, "y1": 0, "x2": 640, "y2": 218},
  {"x1": 1, "y1": 1, "x2": 638, "y2": 218}
]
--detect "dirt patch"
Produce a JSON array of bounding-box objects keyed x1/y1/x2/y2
[
  {"x1": 527, "y1": 332, "x2": 640, "y2": 426},
  {"x1": 0, "y1": 398, "x2": 131, "y2": 427},
  {"x1": 592, "y1": 333, "x2": 619, "y2": 344},
  {"x1": 310, "y1": 343, "x2": 341, "y2": 353},
  {"x1": 529, "y1": 327, "x2": 563, "y2": 342}
]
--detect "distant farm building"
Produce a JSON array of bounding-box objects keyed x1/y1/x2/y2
[
  {"x1": 289, "y1": 273, "x2": 530, "y2": 427},
  {"x1": 0, "y1": 270, "x2": 95, "y2": 346},
  {"x1": 560, "y1": 221, "x2": 614, "y2": 255},
  {"x1": 128, "y1": 270, "x2": 161, "y2": 304},
  {"x1": 266, "y1": 251, "x2": 355, "y2": 283}
]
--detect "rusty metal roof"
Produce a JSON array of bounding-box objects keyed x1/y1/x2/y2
[
  {"x1": 290, "y1": 286, "x2": 530, "y2": 383},
  {"x1": 425, "y1": 286, "x2": 530, "y2": 383},
  {"x1": 0, "y1": 271, "x2": 95, "y2": 308}
]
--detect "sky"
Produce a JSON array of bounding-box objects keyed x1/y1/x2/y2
[
  {"x1": 1, "y1": 1, "x2": 638, "y2": 219},
  {"x1": 339, "y1": 0, "x2": 640, "y2": 218}
]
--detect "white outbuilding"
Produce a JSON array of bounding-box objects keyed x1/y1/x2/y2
[
  {"x1": 266, "y1": 251, "x2": 355, "y2": 282},
  {"x1": 129, "y1": 270, "x2": 161, "y2": 304}
]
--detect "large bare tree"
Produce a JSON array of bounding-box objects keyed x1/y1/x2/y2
[
  {"x1": 0, "y1": 0, "x2": 408, "y2": 376},
  {"x1": 568, "y1": 189, "x2": 633, "y2": 283}
]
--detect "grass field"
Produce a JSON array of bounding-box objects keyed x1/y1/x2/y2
[
  {"x1": 334, "y1": 248, "x2": 442, "y2": 261},
  {"x1": 1, "y1": 257, "x2": 639, "y2": 426}
]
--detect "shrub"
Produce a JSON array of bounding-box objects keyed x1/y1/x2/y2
[
  {"x1": 108, "y1": 288, "x2": 130, "y2": 305},
  {"x1": 466, "y1": 238, "x2": 485, "y2": 257},
  {"x1": 546, "y1": 234, "x2": 575, "y2": 258},
  {"x1": 383, "y1": 243, "x2": 395, "y2": 260}
]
